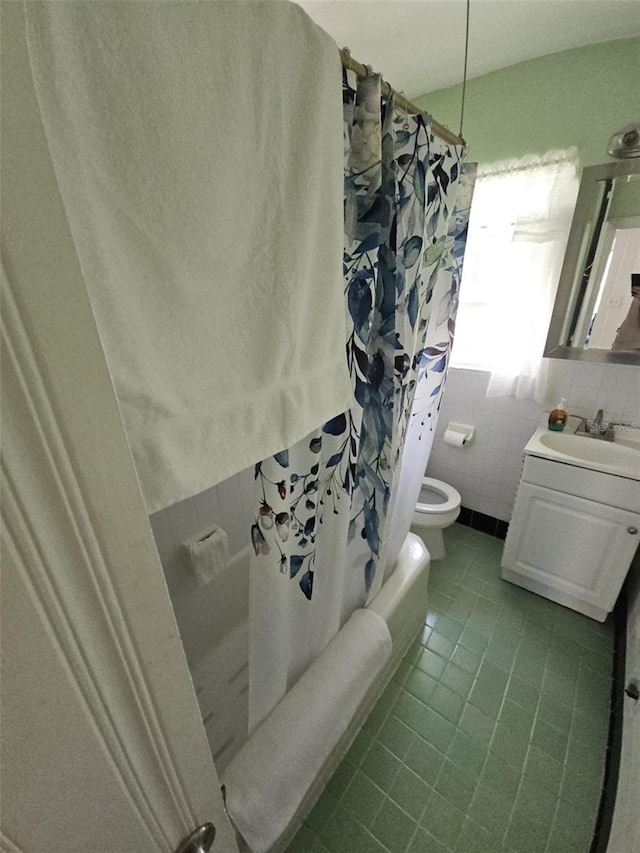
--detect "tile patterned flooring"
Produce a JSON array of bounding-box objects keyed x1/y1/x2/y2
[{"x1": 288, "y1": 523, "x2": 614, "y2": 853}]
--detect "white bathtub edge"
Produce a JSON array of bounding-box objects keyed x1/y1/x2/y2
[{"x1": 367, "y1": 532, "x2": 431, "y2": 646}]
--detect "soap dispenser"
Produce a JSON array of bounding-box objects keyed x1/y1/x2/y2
[{"x1": 548, "y1": 397, "x2": 568, "y2": 431}]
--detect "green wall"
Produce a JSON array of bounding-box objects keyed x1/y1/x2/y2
[{"x1": 415, "y1": 38, "x2": 640, "y2": 168}]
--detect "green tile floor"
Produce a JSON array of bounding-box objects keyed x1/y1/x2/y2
[{"x1": 288, "y1": 523, "x2": 614, "y2": 853}]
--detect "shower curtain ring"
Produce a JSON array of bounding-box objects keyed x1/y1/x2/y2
[{"x1": 398, "y1": 91, "x2": 410, "y2": 130}]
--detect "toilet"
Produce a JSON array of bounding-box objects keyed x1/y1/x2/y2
[{"x1": 411, "y1": 477, "x2": 462, "y2": 561}]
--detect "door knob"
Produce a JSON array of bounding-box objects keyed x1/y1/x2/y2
[
  {"x1": 628, "y1": 527, "x2": 638, "y2": 535},
  {"x1": 175, "y1": 823, "x2": 216, "y2": 853}
]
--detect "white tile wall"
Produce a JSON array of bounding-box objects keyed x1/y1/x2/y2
[
  {"x1": 427, "y1": 361, "x2": 640, "y2": 521},
  {"x1": 149, "y1": 465, "x2": 256, "y2": 661},
  {"x1": 545, "y1": 360, "x2": 640, "y2": 424},
  {"x1": 190, "y1": 621, "x2": 249, "y2": 772},
  {"x1": 149, "y1": 464, "x2": 257, "y2": 769}
]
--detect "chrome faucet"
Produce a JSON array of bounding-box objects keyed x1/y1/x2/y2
[{"x1": 575, "y1": 408, "x2": 615, "y2": 442}]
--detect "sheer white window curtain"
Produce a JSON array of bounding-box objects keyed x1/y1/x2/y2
[{"x1": 451, "y1": 150, "x2": 579, "y2": 401}]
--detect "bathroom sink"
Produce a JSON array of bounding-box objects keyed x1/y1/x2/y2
[
  {"x1": 525, "y1": 420, "x2": 640, "y2": 481},
  {"x1": 539, "y1": 432, "x2": 640, "y2": 465}
]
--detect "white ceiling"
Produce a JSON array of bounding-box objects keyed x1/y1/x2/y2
[{"x1": 297, "y1": 0, "x2": 640, "y2": 97}]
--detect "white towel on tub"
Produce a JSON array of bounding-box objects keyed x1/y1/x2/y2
[
  {"x1": 25, "y1": 0, "x2": 350, "y2": 513},
  {"x1": 222, "y1": 608, "x2": 392, "y2": 853}
]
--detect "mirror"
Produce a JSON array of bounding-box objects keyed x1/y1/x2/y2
[{"x1": 545, "y1": 158, "x2": 640, "y2": 364}]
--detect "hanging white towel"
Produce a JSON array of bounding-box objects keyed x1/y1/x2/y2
[
  {"x1": 184, "y1": 526, "x2": 229, "y2": 586},
  {"x1": 25, "y1": 0, "x2": 350, "y2": 513}
]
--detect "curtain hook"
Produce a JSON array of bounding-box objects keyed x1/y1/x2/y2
[{"x1": 398, "y1": 91, "x2": 410, "y2": 131}]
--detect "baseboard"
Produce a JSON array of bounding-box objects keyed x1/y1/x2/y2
[{"x1": 456, "y1": 507, "x2": 509, "y2": 540}]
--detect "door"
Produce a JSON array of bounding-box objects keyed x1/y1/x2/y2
[
  {"x1": 1, "y1": 5, "x2": 239, "y2": 852},
  {"x1": 502, "y1": 482, "x2": 640, "y2": 620},
  {"x1": 607, "y1": 557, "x2": 640, "y2": 852}
]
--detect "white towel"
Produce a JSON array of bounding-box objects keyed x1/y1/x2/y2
[
  {"x1": 25, "y1": 1, "x2": 351, "y2": 513},
  {"x1": 184, "y1": 526, "x2": 229, "y2": 586},
  {"x1": 222, "y1": 609, "x2": 392, "y2": 853}
]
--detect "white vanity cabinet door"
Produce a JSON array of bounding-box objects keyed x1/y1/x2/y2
[{"x1": 502, "y1": 483, "x2": 640, "y2": 621}]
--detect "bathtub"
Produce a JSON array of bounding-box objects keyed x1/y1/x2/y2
[
  {"x1": 153, "y1": 484, "x2": 430, "y2": 849},
  {"x1": 223, "y1": 532, "x2": 430, "y2": 853}
]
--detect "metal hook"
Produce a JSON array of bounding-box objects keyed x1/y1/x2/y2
[{"x1": 398, "y1": 91, "x2": 410, "y2": 130}]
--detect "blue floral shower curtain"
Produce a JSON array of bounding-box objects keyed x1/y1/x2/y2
[
  {"x1": 383, "y1": 164, "x2": 477, "y2": 574},
  {"x1": 249, "y1": 71, "x2": 474, "y2": 730}
]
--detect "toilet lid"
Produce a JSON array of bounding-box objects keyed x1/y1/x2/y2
[{"x1": 416, "y1": 477, "x2": 461, "y2": 514}]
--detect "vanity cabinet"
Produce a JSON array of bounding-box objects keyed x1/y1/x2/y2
[{"x1": 502, "y1": 455, "x2": 640, "y2": 621}]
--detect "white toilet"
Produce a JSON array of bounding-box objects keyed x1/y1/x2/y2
[{"x1": 411, "y1": 477, "x2": 462, "y2": 560}]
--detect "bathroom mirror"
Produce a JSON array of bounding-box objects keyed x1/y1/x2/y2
[{"x1": 545, "y1": 158, "x2": 640, "y2": 364}]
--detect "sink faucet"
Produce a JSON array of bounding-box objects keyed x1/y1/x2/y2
[{"x1": 575, "y1": 408, "x2": 615, "y2": 441}]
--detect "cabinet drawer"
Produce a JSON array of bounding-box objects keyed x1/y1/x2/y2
[{"x1": 522, "y1": 454, "x2": 639, "y2": 511}]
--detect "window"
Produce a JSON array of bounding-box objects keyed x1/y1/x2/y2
[{"x1": 451, "y1": 150, "x2": 579, "y2": 401}]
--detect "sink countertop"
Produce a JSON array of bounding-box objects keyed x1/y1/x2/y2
[{"x1": 524, "y1": 415, "x2": 640, "y2": 482}]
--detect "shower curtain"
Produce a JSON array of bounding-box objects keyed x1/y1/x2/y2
[
  {"x1": 383, "y1": 163, "x2": 477, "y2": 572},
  {"x1": 249, "y1": 70, "x2": 474, "y2": 730}
]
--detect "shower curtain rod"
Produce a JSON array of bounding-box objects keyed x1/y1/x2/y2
[{"x1": 340, "y1": 48, "x2": 466, "y2": 147}]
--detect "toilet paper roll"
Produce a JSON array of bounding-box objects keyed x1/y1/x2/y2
[{"x1": 444, "y1": 428, "x2": 467, "y2": 447}]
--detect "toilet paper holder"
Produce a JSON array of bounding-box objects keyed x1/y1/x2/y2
[{"x1": 443, "y1": 422, "x2": 475, "y2": 447}]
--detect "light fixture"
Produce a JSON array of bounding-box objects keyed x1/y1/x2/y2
[{"x1": 607, "y1": 124, "x2": 640, "y2": 159}]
